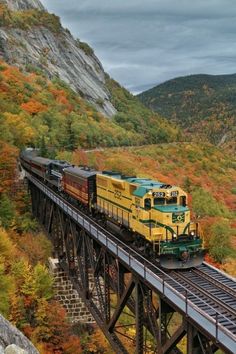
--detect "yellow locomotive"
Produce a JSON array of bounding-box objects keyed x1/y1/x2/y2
[{"x1": 96, "y1": 171, "x2": 204, "y2": 269}]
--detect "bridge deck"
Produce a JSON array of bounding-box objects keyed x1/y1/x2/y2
[{"x1": 27, "y1": 173, "x2": 236, "y2": 353}]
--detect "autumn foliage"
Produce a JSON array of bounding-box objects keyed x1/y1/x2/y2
[
  {"x1": 21, "y1": 100, "x2": 47, "y2": 115},
  {"x1": 0, "y1": 141, "x2": 18, "y2": 193},
  {"x1": 0, "y1": 59, "x2": 179, "y2": 154}
]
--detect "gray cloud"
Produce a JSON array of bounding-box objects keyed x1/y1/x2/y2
[{"x1": 40, "y1": 0, "x2": 236, "y2": 93}]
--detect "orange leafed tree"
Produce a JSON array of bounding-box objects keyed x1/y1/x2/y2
[
  {"x1": 21, "y1": 100, "x2": 47, "y2": 115},
  {"x1": 72, "y1": 149, "x2": 88, "y2": 166}
]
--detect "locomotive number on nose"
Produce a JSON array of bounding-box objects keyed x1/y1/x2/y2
[{"x1": 114, "y1": 190, "x2": 122, "y2": 199}]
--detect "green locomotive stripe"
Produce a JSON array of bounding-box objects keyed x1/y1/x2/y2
[
  {"x1": 98, "y1": 187, "x2": 133, "y2": 201},
  {"x1": 107, "y1": 189, "x2": 132, "y2": 201},
  {"x1": 139, "y1": 219, "x2": 156, "y2": 224},
  {"x1": 139, "y1": 219, "x2": 175, "y2": 233},
  {"x1": 97, "y1": 195, "x2": 132, "y2": 213},
  {"x1": 122, "y1": 195, "x2": 132, "y2": 201},
  {"x1": 97, "y1": 186, "x2": 107, "y2": 191},
  {"x1": 183, "y1": 222, "x2": 190, "y2": 234}
]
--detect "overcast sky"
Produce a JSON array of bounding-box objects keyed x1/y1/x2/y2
[{"x1": 40, "y1": 0, "x2": 236, "y2": 93}]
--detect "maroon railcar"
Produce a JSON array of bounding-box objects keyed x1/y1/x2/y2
[
  {"x1": 20, "y1": 151, "x2": 51, "y2": 180},
  {"x1": 62, "y1": 166, "x2": 97, "y2": 206}
]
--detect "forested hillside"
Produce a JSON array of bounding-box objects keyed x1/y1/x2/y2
[
  {"x1": 138, "y1": 74, "x2": 236, "y2": 147},
  {"x1": 0, "y1": 60, "x2": 179, "y2": 154}
]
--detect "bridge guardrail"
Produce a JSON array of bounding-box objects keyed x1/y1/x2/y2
[{"x1": 27, "y1": 174, "x2": 236, "y2": 353}]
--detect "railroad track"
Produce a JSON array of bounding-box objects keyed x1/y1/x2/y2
[
  {"x1": 167, "y1": 267, "x2": 236, "y2": 335},
  {"x1": 196, "y1": 263, "x2": 236, "y2": 296}
]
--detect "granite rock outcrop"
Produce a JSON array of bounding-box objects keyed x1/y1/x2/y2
[{"x1": 0, "y1": 0, "x2": 117, "y2": 117}]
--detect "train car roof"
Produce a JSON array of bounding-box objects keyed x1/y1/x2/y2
[
  {"x1": 31, "y1": 156, "x2": 52, "y2": 166},
  {"x1": 63, "y1": 166, "x2": 98, "y2": 178},
  {"x1": 99, "y1": 172, "x2": 180, "y2": 197},
  {"x1": 51, "y1": 160, "x2": 71, "y2": 167}
]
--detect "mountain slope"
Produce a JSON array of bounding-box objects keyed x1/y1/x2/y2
[
  {"x1": 0, "y1": 0, "x2": 116, "y2": 116},
  {"x1": 0, "y1": 0, "x2": 180, "y2": 147},
  {"x1": 0, "y1": 60, "x2": 142, "y2": 150},
  {"x1": 138, "y1": 74, "x2": 236, "y2": 146}
]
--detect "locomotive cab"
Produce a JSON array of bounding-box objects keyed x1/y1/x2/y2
[{"x1": 131, "y1": 183, "x2": 204, "y2": 269}]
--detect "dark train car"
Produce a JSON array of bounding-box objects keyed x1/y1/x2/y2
[
  {"x1": 20, "y1": 151, "x2": 52, "y2": 181},
  {"x1": 20, "y1": 150, "x2": 51, "y2": 180},
  {"x1": 20, "y1": 152, "x2": 32, "y2": 172},
  {"x1": 49, "y1": 160, "x2": 71, "y2": 189},
  {"x1": 62, "y1": 166, "x2": 97, "y2": 206},
  {"x1": 50, "y1": 160, "x2": 71, "y2": 179},
  {"x1": 30, "y1": 156, "x2": 52, "y2": 180},
  {"x1": 20, "y1": 149, "x2": 39, "y2": 173}
]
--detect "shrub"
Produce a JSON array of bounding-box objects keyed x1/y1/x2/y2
[
  {"x1": 192, "y1": 188, "x2": 231, "y2": 218},
  {"x1": 78, "y1": 41, "x2": 94, "y2": 56},
  {"x1": 209, "y1": 220, "x2": 232, "y2": 263}
]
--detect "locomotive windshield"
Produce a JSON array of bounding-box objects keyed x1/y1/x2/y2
[
  {"x1": 154, "y1": 196, "x2": 177, "y2": 205},
  {"x1": 154, "y1": 197, "x2": 165, "y2": 205},
  {"x1": 166, "y1": 197, "x2": 177, "y2": 204}
]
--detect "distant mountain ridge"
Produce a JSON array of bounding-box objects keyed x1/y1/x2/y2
[{"x1": 138, "y1": 73, "x2": 236, "y2": 146}]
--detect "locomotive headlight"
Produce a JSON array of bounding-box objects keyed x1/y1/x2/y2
[
  {"x1": 190, "y1": 231, "x2": 195, "y2": 238},
  {"x1": 173, "y1": 233, "x2": 177, "y2": 240}
]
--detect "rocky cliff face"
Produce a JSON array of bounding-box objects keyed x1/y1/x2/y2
[
  {"x1": 1, "y1": 0, "x2": 44, "y2": 11},
  {"x1": 0, "y1": 315, "x2": 39, "y2": 354},
  {"x1": 0, "y1": 0, "x2": 117, "y2": 117}
]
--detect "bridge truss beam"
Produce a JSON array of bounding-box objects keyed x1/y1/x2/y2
[{"x1": 28, "y1": 178, "x2": 229, "y2": 354}]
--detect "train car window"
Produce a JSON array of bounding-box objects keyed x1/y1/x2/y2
[
  {"x1": 166, "y1": 197, "x2": 177, "y2": 204},
  {"x1": 144, "y1": 198, "x2": 151, "y2": 210},
  {"x1": 154, "y1": 197, "x2": 165, "y2": 205},
  {"x1": 180, "y1": 196, "x2": 186, "y2": 206}
]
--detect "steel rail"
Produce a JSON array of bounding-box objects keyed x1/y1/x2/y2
[
  {"x1": 27, "y1": 173, "x2": 236, "y2": 353},
  {"x1": 195, "y1": 264, "x2": 236, "y2": 296},
  {"x1": 192, "y1": 268, "x2": 236, "y2": 303},
  {"x1": 170, "y1": 270, "x2": 236, "y2": 330}
]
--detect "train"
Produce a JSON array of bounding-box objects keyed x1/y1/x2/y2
[{"x1": 20, "y1": 149, "x2": 206, "y2": 269}]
